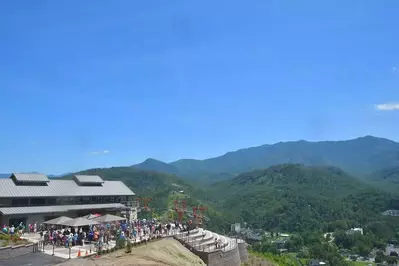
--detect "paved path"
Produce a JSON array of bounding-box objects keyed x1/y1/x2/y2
[
  {"x1": 0, "y1": 252, "x2": 66, "y2": 266},
  {"x1": 22, "y1": 232, "x2": 165, "y2": 260},
  {"x1": 21, "y1": 234, "x2": 117, "y2": 259},
  {"x1": 41, "y1": 242, "x2": 109, "y2": 259}
]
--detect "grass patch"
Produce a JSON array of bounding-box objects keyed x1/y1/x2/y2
[
  {"x1": 0, "y1": 233, "x2": 28, "y2": 247},
  {"x1": 350, "y1": 262, "x2": 375, "y2": 266},
  {"x1": 177, "y1": 252, "x2": 188, "y2": 260},
  {"x1": 245, "y1": 251, "x2": 297, "y2": 266}
]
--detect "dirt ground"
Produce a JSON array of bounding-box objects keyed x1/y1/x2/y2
[{"x1": 56, "y1": 238, "x2": 206, "y2": 266}]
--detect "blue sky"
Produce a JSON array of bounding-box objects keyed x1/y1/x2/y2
[{"x1": 1, "y1": 0, "x2": 399, "y2": 174}]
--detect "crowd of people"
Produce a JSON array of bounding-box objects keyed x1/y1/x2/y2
[
  {"x1": 1, "y1": 216, "x2": 201, "y2": 252},
  {"x1": 40, "y1": 218, "x2": 189, "y2": 249},
  {"x1": 2, "y1": 222, "x2": 44, "y2": 235}
]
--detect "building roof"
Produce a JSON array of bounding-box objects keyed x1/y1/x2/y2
[
  {"x1": 12, "y1": 173, "x2": 49, "y2": 183},
  {"x1": 0, "y1": 178, "x2": 135, "y2": 198},
  {"x1": 0, "y1": 203, "x2": 127, "y2": 215},
  {"x1": 74, "y1": 175, "x2": 104, "y2": 184}
]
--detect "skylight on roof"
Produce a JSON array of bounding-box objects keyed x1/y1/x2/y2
[
  {"x1": 11, "y1": 173, "x2": 49, "y2": 183},
  {"x1": 74, "y1": 175, "x2": 104, "y2": 185}
]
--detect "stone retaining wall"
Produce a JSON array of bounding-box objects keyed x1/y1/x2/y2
[
  {"x1": 238, "y1": 241, "x2": 249, "y2": 262},
  {"x1": 0, "y1": 242, "x2": 40, "y2": 260},
  {"x1": 174, "y1": 235, "x2": 242, "y2": 266},
  {"x1": 207, "y1": 244, "x2": 241, "y2": 266}
]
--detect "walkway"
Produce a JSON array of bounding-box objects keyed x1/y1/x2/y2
[
  {"x1": 0, "y1": 252, "x2": 66, "y2": 266},
  {"x1": 22, "y1": 232, "x2": 160, "y2": 260},
  {"x1": 175, "y1": 228, "x2": 238, "y2": 253}
]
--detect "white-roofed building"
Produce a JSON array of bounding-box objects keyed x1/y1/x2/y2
[{"x1": 0, "y1": 173, "x2": 137, "y2": 226}]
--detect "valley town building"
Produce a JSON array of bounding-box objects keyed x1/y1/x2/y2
[{"x1": 0, "y1": 173, "x2": 137, "y2": 226}]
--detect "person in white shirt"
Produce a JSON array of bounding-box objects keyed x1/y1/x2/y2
[{"x1": 10, "y1": 225, "x2": 15, "y2": 235}]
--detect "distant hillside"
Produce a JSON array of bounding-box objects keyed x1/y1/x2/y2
[
  {"x1": 132, "y1": 158, "x2": 181, "y2": 175},
  {"x1": 61, "y1": 167, "x2": 196, "y2": 213},
  {"x1": 206, "y1": 164, "x2": 399, "y2": 232},
  {"x1": 365, "y1": 166, "x2": 399, "y2": 193},
  {"x1": 369, "y1": 166, "x2": 399, "y2": 183},
  {"x1": 133, "y1": 136, "x2": 399, "y2": 183},
  {"x1": 49, "y1": 172, "x2": 73, "y2": 178},
  {"x1": 60, "y1": 167, "x2": 229, "y2": 231}
]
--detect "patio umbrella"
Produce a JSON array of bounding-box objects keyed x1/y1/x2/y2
[
  {"x1": 43, "y1": 216, "x2": 72, "y2": 225},
  {"x1": 92, "y1": 214, "x2": 126, "y2": 223},
  {"x1": 61, "y1": 217, "x2": 100, "y2": 227}
]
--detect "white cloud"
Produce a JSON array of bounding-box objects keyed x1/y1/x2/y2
[
  {"x1": 393, "y1": 66, "x2": 397, "y2": 73},
  {"x1": 375, "y1": 103, "x2": 399, "y2": 111},
  {"x1": 89, "y1": 150, "x2": 110, "y2": 155}
]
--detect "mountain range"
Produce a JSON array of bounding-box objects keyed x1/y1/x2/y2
[
  {"x1": 2, "y1": 135, "x2": 398, "y2": 235},
  {"x1": 132, "y1": 135, "x2": 399, "y2": 183},
  {"x1": 57, "y1": 163, "x2": 399, "y2": 234},
  {"x1": 3, "y1": 135, "x2": 399, "y2": 185}
]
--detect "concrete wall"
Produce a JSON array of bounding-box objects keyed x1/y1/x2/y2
[
  {"x1": 26, "y1": 214, "x2": 46, "y2": 225},
  {"x1": 1, "y1": 213, "x2": 55, "y2": 226},
  {"x1": 207, "y1": 245, "x2": 241, "y2": 266},
  {"x1": 174, "y1": 235, "x2": 242, "y2": 266},
  {"x1": 0, "y1": 243, "x2": 40, "y2": 260},
  {"x1": 238, "y1": 240, "x2": 249, "y2": 262},
  {"x1": 173, "y1": 236, "x2": 209, "y2": 263}
]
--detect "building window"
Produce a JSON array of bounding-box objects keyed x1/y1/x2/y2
[
  {"x1": 0, "y1": 198, "x2": 10, "y2": 206},
  {"x1": 83, "y1": 197, "x2": 90, "y2": 204},
  {"x1": 47, "y1": 198, "x2": 56, "y2": 205},
  {"x1": 30, "y1": 198, "x2": 46, "y2": 206},
  {"x1": 12, "y1": 198, "x2": 29, "y2": 206}
]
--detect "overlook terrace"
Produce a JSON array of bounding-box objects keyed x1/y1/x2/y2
[{"x1": 0, "y1": 173, "x2": 137, "y2": 226}]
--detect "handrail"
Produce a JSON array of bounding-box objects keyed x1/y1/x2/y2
[{"x1": 174, "y1": 231, "x2": 239, "y2": 253}]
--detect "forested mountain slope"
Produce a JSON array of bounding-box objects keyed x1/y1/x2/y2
[
  {"x1": 206, "y1": 164, "x2": 399, "y2": 232},
  {"x1": 60, "y1": 167, "x2": 229, "y2": 231},
  {"x1": 61, "y1": 167, "x2": 198, "y2": 214},
  {"x1": 132, "y1": 158, "x2": 181, "y2": 176},
  {"x1": 133, "y1": 136, "x2": 399, "y2": 183}
]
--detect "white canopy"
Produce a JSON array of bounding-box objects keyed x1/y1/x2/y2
[
  {"x1": 91, "y1": 214, "x2": 126, "y2": 223},
  {"x1": 43, "y1": 216, "x2": 72, "y2": 225},
  {"x1": 60, "y1": 217, "x2": 100, "y2": 227}
]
